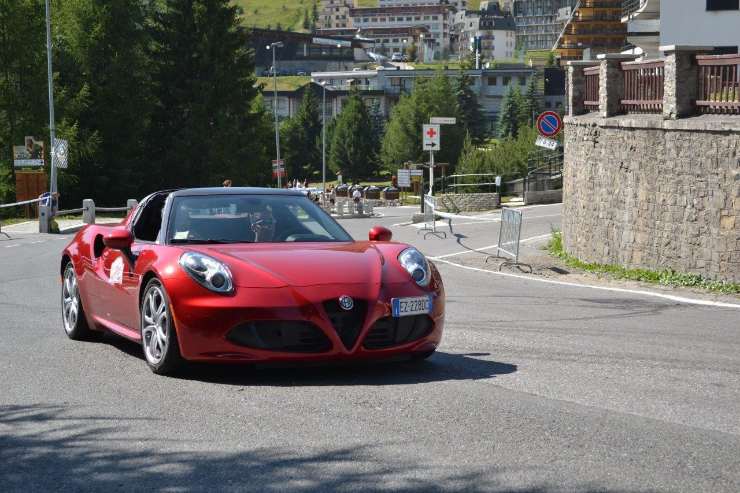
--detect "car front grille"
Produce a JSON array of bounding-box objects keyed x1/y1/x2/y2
[
  {"x1": 226, "y1": 321, "x2": 332, "y2": 353},
  {"x1": 363, "y1": 315, "x2": 434, "y2": 350},
  {"x1": 322, "y1": 299, "x2": 368, "y2": 350}
]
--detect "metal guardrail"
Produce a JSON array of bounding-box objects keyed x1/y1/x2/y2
[{"x1": 0, "y1": 196, "x2": 48, "y2": 238}]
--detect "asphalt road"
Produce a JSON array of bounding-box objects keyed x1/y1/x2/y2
[{"x1": 1, "y1": 204, "x2": 739, "y2": 492}]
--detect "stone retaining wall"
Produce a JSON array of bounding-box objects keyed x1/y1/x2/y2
[
  {"x1": 563, "y1": 114, "x2": 740, "y2": 282},
  {"x1": 436, "y1": 193, "x2": 500, "y2": 212},
  {"x1": 525, "y1": 189, "x2": 563, "y2": 205}
]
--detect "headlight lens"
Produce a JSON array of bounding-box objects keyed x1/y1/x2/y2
[
  {"x1": 179, "y1": 252, "x2": 234, "y2": 294},
  {"x1": 398, "y1": 247, "x2": 431, "y2": 287}
]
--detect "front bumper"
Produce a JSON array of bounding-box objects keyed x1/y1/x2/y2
[{"x1": 166, "y1": 281, "x2": 445, "y2": 363}]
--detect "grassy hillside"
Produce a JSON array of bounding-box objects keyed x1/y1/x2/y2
[{"x1": 235, "y1": 0, "x2": 379, "y2": 30}]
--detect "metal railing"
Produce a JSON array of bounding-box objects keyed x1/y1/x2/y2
[
  {"x1": 696, "y1": 54, "x2": 740, "y2": 115},
  {"x1": 0, "y1": 196, "x2": 48, "y2": 238},
  {"x1": 621, "y1": 59, "x2": 664, "y2": 113},
  {"x1": 584, "y1": 65, "x2": 600, "y2": 112},
  {"x1": 622, "y1": 0, "x2": 647, "y2": 18}
]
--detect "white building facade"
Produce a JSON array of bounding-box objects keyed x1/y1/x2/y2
[
  {"x1": 624, "y1": 0, "x2": 740, "y2": 58},
  {"x1": 349, "y1": 5, "x2": 454, "y2": 56},
  {"x1": 319, "y1": 0, "x2": 351, "y2": 29}
]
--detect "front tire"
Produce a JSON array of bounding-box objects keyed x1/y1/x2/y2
[
  {"x1": 62, "y1": 263, "x2": 94, "y2": 340},
  {"x1": 140, "y1": 278, "x2": 183, "y2": 375}
]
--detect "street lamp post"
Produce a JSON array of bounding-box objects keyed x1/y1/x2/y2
[
  {"x1": 44, "y1": 0, "x2": 57, "y2": 218},
  {"x1": 321, "y1": 81, "x2": 327, "y2": 205},
  {"x1": 267, "y1": 41, "x2": 284, "y2": 188}
]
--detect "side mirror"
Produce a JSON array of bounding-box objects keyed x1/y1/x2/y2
[
  {"x1": 369, "y1": 226, "x2": 392, "y2": 242},
  {"x1": 104, "y1": 227, "x2": 133, "y2": 250}
]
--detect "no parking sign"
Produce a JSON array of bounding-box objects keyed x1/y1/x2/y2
[{"x1": 536, "y1": 111, "x2": 562, "y2": 138}]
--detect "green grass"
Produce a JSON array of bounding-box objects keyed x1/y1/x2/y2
[
  {"x1": 547, "y1": 231, "x2": 740, "y2": 295},
  {"x1": 235, "y1": 0, "x2": 312, "y2": 30},
  {"x1": 0, "y1": 217, "x2": 34, "y2": 226},
  {"x1": 235, "y1": 0, "x2": 379, "y2": 30},
  {"x1": 255, "y1": 76, "x2": 311, "y2": 91}
]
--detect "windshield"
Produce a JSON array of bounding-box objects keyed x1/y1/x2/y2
[{"x1": 166, "y1": 194, "x2": 353, "y2": 244}]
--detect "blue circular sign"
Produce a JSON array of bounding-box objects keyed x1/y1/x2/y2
[{"x1": 536, "y1": 111, "x2": 562, "y2": 138}]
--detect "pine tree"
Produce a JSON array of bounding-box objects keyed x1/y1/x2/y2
[
  {"x1": 0, "y1": 0, "x2": 48, "y2": 203},
  {"x1": 147, "y1": 0, "x2": 262, "y2": 189},
  {"x1": 497, "y1": 86, "x2": 522, "y2": 139},
  {"x1": 456, "y1": 70, "x2": 486, "y2": 143},
  {"x1": 380, "y1": 73, "x2": 464, "y2": 172},
  {"x1": 519, "y1": 74, "x2": 541, "y2": 129},
  {"x1": 51, "y1": 0, "x2": 153, "y2": 206},
  {"x1": 281, "y1": 87, "x2": 322, "y2": 180},
  {"x1": 329, "y1": 88, "x2": 374, "y2": 182},
  {"x1": 302, "y1": 8, "x2": 310, "y2": 30}
]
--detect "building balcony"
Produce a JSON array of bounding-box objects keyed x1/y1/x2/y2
[{"x1": 621, "y1": 0, "x2": 660, "y2": 23}]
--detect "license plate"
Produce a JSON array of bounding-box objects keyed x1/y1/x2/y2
[{"x1": 392, "y1": 296, "x2": 432, "y2": 317}]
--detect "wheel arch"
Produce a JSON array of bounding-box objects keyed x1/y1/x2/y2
[{"x1": 61, "y1": 253, "x2": 72, "y2": 278}]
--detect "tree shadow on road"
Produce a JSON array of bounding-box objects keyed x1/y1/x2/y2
[{"x1": 0, "y1": 403, "x2": 644, "y2": 493}]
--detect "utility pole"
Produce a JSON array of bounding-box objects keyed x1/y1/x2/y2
[
  {"x1": 44, "y1": 0, "x2": 57, "y2": 213},
  {"x1": 268, "y1": 41, "x2": 284, "y2": 188},
  {"x1": 321, "y1": 81, "x2": 327, "y2": 205}
]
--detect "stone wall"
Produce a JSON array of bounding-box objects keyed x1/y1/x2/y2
[
  {"x1": 436, "y1": 193, "x2": 500, "y2": 212},
  {"x1": 525, "y1": 189, "x2": 563, "y2": 205},
  {"x1": 563, "y1": 114, "x2": 740, "y2": 282}
]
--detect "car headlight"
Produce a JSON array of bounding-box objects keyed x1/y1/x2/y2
[
  {"x1": 179, "y1": 252, "x2": 234, "y2": 294},
  {"x1": 398, "y1": 247, "x2": 431, "y2": 287}
]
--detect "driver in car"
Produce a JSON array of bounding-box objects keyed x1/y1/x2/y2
[{"x1": 250, "y1": 205, "x2": 276, "y2": 242}]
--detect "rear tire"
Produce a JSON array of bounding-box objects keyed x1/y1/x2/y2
[
  {"x1": 140, "y1": 278, "x2": 184, "y2": 375},
  {"x1": 61, "y1": 263, "x2": 95, "y2": 340}
]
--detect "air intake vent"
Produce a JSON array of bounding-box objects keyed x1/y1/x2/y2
[
  {"x1": 323, "y1": 299, "x2": 368, "y2": 350},
  {"x1": 363, "y1": 315, "x2": 434, "y2": 350},
  {"x1": 227, "y1": 321, "x2": 332, "y2": 353}
]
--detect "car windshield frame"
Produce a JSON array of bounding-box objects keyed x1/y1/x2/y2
[{"x1": 164, "y1": 193, "x2": 354, "y2": 245}]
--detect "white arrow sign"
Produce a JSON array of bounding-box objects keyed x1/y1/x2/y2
[{"x1": 423, "y1": 124, "x2": 440, "y2": 151}]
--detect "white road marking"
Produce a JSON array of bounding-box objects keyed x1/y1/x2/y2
[
  {"x1": 433, "y1": 258, "x2": 740, "y2": 309},
  {"x1": 4, "y1": 244, "x2": 20, "y2": 248},
  {"x1": 30, "y1": 240, "x2": 44, "y2": 244},
  {"x1": 431, "y1": 233, "x2": 552, "y2": 259}
]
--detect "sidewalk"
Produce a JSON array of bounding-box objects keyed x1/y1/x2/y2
[{"x1": 1, "y1": 217, "x2": 121, "y2": 235}]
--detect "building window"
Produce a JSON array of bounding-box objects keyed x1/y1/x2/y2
[
  {"x1": 706, "y1": 0, "x2": 739, "y2": 10},
  {"x1": 503, "y1": 76, "x2": 511, "y2": 85},
  {"x1": 487, "y1": 76, "x2": 497, "y2": 85},
  {"x1": 519, "y1": 76, "x2": 526, "y2": 85}
]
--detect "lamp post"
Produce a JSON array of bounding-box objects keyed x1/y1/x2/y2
[
  {"x1": 267, "y1": 41, "x2": 284, "y2": 188},
  {"x1": 320, "y1": 80, "x2": 328, "y2": 205},
  {"x1": 419, "y1": 33, "x2": 424, "y2": 63},
  {"x1": 44, "y1": 0, "x2": 57, "y2": 217}
]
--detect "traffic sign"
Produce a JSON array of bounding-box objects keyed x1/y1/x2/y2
[
  {"x1": 430, "y1": 117, "x2": 456, "y2": 125},
  {"x1": 535, "y1": 135, "x2": 559, "y2": 150},
  {"x1": 422, "y1": 124, "x2": 440, "y2": 151},
  {"x1": 271, "y1": 159, "x2": 284, "y2": 167},
  {"x1": 53, "y1": 138, "x2": 69, "y2": 169},
  {"x1": 397, "y1": 169, "x2": 411, "y2": 187},
  {"x1": 536, "y1": 111, "x2": 562, "y2": 138}
]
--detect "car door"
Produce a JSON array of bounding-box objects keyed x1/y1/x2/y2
[{"x1": 97, "y1": 244, "x2": 139, "y2": 328}]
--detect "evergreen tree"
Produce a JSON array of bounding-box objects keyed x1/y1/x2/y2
[
  {"x1": 497, "y1": 86, "x2": 523, "y2": 139},
  {"x1": 52, "y1": 0, "x2": 153, "y2": 206},
  {"x1": 0, "y1": 0, "x2": 48, "y2": 203},
  {"x1": 546, "y1": 50, "x2": 556, "y2": 67},
  {"x1": 311, "y1": 2, "x2": 319, "y2": 28},
  {"x1": 281, "y1": 87, "x2": 322, "y2": 180},
  {"x1": 381, "y1": 73, "x2": 464, "y2": 172},
  {"x1": 329, "y1": 88, "x2": 374, "y2": 182},
  {"x1": 147, "y1": 0, "x2": 262, "y2": 189},
  {"x1": 302, "y1": 8, "x2": 310, "y2": 30},
  {"x1": 456, "y1": 70, "x2": 485, "y2": 143},
  {"x1": 367, "y1": 99, "x2": 385, "y2": 173},
  {"x1": 519, "y1": 74, "x2": 540, "y2": 129}
]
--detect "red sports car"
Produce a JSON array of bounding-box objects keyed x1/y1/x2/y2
[{"x1": 60, "y1": 188, "x2": 445, "y2": 375}]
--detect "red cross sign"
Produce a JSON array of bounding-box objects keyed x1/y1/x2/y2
[{"x1": 423, "y1": 124, "x2": 440, "y2": 150}]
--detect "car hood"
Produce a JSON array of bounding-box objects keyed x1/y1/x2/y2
[{"x1": 197, "y1": 242, "x2": 390, "y2": 288}]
